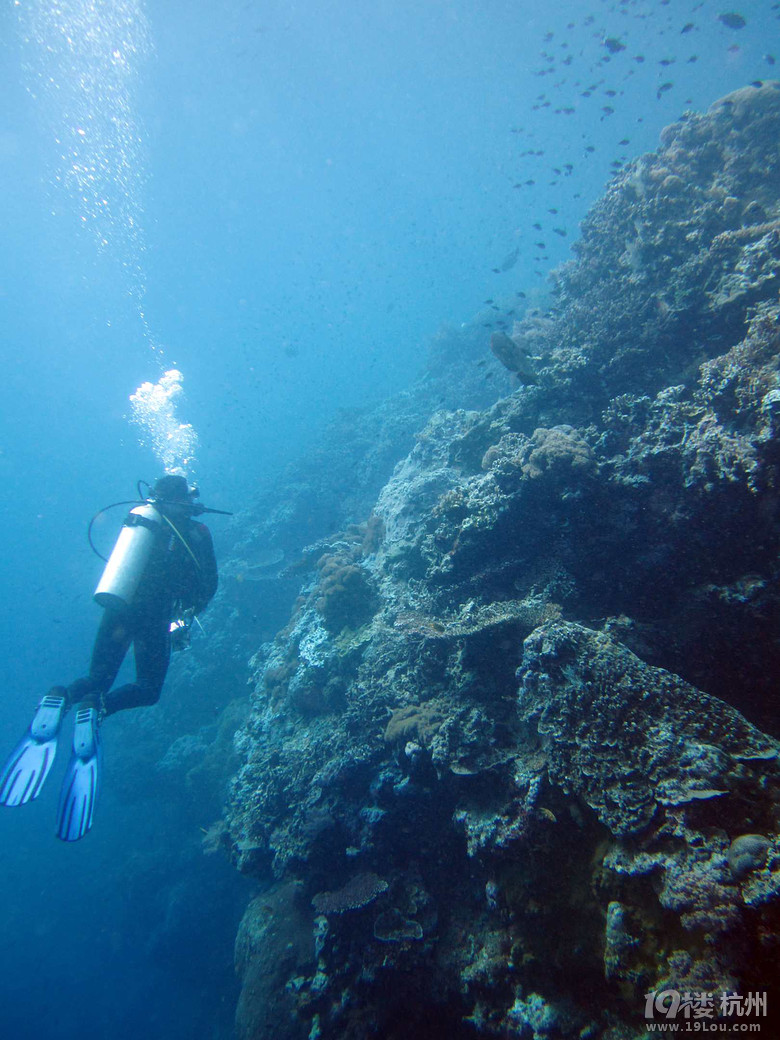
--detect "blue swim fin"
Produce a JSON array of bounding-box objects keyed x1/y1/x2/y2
[
  {"x1": 56, "y1": 707, "x2": 101, "y2": 842},
  {"x1": 0, "y1": 691, "x2": 67, "y2": 806}
]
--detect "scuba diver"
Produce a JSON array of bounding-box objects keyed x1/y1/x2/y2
[{"x1": 0, "y1": 475, "x2": 225, "y2": 841}]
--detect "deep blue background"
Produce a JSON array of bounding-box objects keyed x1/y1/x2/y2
[{"x1": 0, "y1": 0, "x2": 775, "y2": 1036}]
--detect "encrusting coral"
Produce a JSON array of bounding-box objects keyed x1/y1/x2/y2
[{"x1": 226, "y1": 83, "x2": 780, "y2": 1039}]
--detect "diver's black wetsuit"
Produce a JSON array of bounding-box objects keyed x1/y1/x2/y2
[{"x1": 68, "y1": 514, "x2": 218, "y2": 716}]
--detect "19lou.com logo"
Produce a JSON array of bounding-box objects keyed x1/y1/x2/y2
[{"x1": 644, "y1": 990, "x2": 767, "y2": 1032}]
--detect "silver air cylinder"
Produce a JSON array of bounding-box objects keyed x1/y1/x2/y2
[{"x1": 94, "y1": 504, "x2": 162, "y2": 609}]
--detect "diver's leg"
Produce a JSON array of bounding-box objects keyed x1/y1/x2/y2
[
  {"x1": 101, "y1": 613, "x2": 171, "y2": 716},
  {"x1": 67, "y1": 607, "x2": 134, "y2": 711},
  {"x1": 0, "y1": 607, "x2": 130, "y2": 808}
]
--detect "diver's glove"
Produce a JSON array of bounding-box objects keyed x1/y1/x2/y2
[{"x1": 170, "y1": 609, "x2": 195, "y2": 652}]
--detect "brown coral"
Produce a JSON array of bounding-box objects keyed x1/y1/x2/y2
[
  {"x1": 315, "y1": 553, "x2": 376, "y2": 633},
  {"x1": 384, "y1": 702, "x2": 446, "y2": 746},
  {"x1": 311, "y1": 872, "x2": 389, "y2": 915},
  {"x1": 520, "y1": 426, "x2": 596, "y2": 481}
]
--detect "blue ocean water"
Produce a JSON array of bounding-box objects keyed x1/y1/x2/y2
[{"x1": 0, "y1": 0, "x2": 776, "y2": 1036}]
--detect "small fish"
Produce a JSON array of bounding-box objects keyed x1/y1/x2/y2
[
  {"x1": 601, "y1": 105, "x2": 615, "y2": 116},
  {"x1": 604, "y1": 37, "x2": 625, "y2": 54},
  {"x1": 681, "y1": 22, "x2": 695, "y2": 33},
  {"x1": 619, "y1": 138, "x2": 630, "y2": 145},
  {"x1": 718, "y1": 12, "x2": 746, "y2": 30},
  {"x1": 657, "y1": 82, "x2": 674, "y2": 98},
  {"x1": 498, "y1": 247, "x2": 520, "y2": 272},
  {"x1": 765, "y1": 54, "x2": 776, "y2": 64},
  {"x1": 553, "y1": 227, "x2": 567, "y2": 237}
]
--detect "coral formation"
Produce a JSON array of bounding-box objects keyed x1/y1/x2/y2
[
  {"x1": 315, "y1": 553, "x2": 376, "y2": 633},
  {"x1": 311, "y1": 872, "x2": 389, "y2": 915},
  {"x1": 224, "y1": 84, "x2": 780, "y2": 1038}
]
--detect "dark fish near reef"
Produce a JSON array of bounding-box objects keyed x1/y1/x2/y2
[
  {"x1": 603, "y1": 37, "x2": 626, "y2": 53},
  {"x1": 498, "y1": 247, "x2": 520, "y2": 272},
  {"x1": 718, "y1": 12, "x2": 746, "y2": 29},
  {"x1": 489, "y1": 331, "x2": 539, "y2": 384}
]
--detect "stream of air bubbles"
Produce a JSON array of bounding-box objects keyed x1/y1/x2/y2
[{"x1": 17, "y1": 0, "x2": 198, "y2": 476}]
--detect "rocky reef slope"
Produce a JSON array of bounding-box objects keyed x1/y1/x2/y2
[{"x1": 226, "y1": 83, "x2": 780, "y2": 1039}]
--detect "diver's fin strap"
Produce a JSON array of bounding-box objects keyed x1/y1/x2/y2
[
  {"x1": 71, "y1": 707, "x2": 100, "y2": 760},
  {"x1": 30, "y1": 694, "x2": 68, "y2": 741}
]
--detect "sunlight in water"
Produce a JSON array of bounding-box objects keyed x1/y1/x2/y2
[
  {"x1": 18, "y1": 0, "x2": 151, "y2": 275},
  {"x1": 18, "y1": 0, "x2": 200, "y2": 468}
]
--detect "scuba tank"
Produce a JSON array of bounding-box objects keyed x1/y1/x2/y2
[
  {"x1": 90, "y1": 479, "x2": 232, "y2": 612},
  {"x1": 93, "y1": 502, "x2": 163, "y2": 609}
]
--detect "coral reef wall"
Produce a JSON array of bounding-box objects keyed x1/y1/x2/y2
[{"x1": 226, "y1": 83, "x2": 780, "y2": 1039}]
